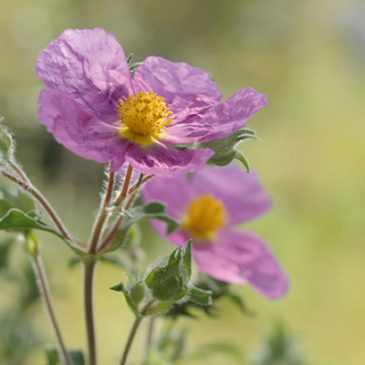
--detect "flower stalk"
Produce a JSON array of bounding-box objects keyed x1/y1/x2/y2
[
  {"x1": 83, "y1": 260, "x2": 97, "y2": 365},
  {"x1": 29, "y1": 242, "x2": 72, "y2": 365},
  {"x1": 119, "y1": 316, "x2": 143, "y2": 365}
]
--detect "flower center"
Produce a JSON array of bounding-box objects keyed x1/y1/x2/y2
[
  {"x1": 182, "y1": 195, "x2": 226, "y2": 241},
  {"x1": 116, "y1": 91, "x2": 173, "y2": 146}
]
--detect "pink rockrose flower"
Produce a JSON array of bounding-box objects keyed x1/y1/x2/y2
[
  {"x1": 36, "y1": 28, "x2": 267, "y2": 177},
  {"x1": 142, "y1": 165, "x2": 289, "y2": 299}
]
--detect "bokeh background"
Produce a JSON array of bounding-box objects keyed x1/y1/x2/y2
[{"x1": 1, "y1": 0, "x2": 365, "y2": 364}]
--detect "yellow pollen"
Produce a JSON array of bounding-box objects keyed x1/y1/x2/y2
[
  {"x1": 116, "y1": 91, "x2": 173, "y2": 146},
  {"x1": 182, "y1": 195, "x2": 226, "y2": 242}
]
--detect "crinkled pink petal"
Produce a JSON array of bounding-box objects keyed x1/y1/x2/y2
[
  {"x1": 192, "y1": 165, "x2": 272, "y2": 224},
  {"x1": 194, "y1": 229, "x2": 289, "y2": 299},
  {"x1": 38, "y1": 89, "x2": 130, "y2": 167},
  {"x1": 36, "y1": 28, "x2": 133, "y2": 122},
  {"x1": 163, "y1": 87, "x2": 267, "y2": 144},
  {"x1": 124, "y1": 143, "x2": 214, "y2": 177},
  {"x1": 133, "y1": 56, "x2": 221, "y2": 124}
]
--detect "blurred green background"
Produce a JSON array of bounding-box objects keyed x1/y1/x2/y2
[{"x1": 1, "y1": 0, "x2": 365, "y2": 364}]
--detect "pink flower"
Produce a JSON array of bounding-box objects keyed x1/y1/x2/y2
[
  {"x1": 142, "y1": 165, "x2": 289, "y2": 299},
  {"x1": 36, "y1": 28, "x2": 267, "y2": 176}
]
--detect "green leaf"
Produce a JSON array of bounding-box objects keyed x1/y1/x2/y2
[
  {"x1": 199, "y1": 128, "x2": 256, "y2": 171},
  {"x1": 143, "y1": 300, "x2": 174, "y2": 316},
  {"x1": 0, "y1": 208, "x2": 63, "y2": 237},
  {"x1": 188, "y1": 286, "x2": 213, "y2": 306},
  {"x1": 131, "y1": 202, "x2": 179, "y2": 234},
  {"x1": 145, "y1": 242, "x2": 192, "y2": 302},
  {"x1": 69, "y1": 350, "x2": 86, "y2": 365},
  {"x1": 105, "y1": 201, "x2": 178, "y2": 252},
  {"x1": 0, "y1": 199, "x2": 13, "y2": 217},
  {"x1": 0, "y1": 186, "x2": 36, "y2": 217},
  {"x1": 45, "y1": 346, "x2": 85, "y2": 365},
  {"x1": 0, "y1": 208, "x2": 80, "y2": 253},
  {"x1": 130, "y1": 281, "x2": 145, "y2": 305},
  {"x1": 45, "y1": 346, "x2": 61, "y2": 365}
]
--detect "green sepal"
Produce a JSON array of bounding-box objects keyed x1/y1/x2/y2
[
  {"x1": 199, "y1": 128, "x2": 257, "y2": 172},
  {"x1": 144, "y1": 241, "x2": 192, "y2": 302},
  {"x1": 234, "y1": 150, "x2": 250, "y2": 172},
  {"x1": 188, "y1": 286, "x2": 213, "y2": 306},
  {"x1": 130, "y1": 281, "x2": 145, "y2": 305},
  {"x1": 143, "y1": 300, "x2": 174, "y2": 316},
  {"x1": 104, "y1": 201, "x2": 179, "y2": 253},
  {"x1": 110, "y1": 281, "x2": 145, "y2": 317}
]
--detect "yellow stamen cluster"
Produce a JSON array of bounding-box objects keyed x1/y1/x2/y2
[
  {"x1": 182, "y1": 195, "x2": 226, "y2": 241},
  {"x1": 116, "y1": 91, "x2": 173, "y2": 146}
]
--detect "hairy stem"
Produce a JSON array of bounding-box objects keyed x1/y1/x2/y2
[
  {"x1": 119, "y1": 316, "x2": 143, "y2": 365},
  {"x1": 88, "y1": 170, "x2": 115, "y2": 254},
  {"x1": 31, "y1": 246, "x2": 72, "y2": 365},
  {"x1": 98, "y1": 191, "x2": 137, "y2": 253},
  {"x1": 113, "y1": 164, "x2": 133, "y2": 207},
  {"x1": 1, "y1": 170, "x2": 79, "y2": 248},
  {"x1": 83, "y1": 170, "x2": 115, "y2": 365},
  {"x1": 83, "y1": 261, "x2": 97, "y2": 365}
]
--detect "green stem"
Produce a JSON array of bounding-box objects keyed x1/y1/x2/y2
[
  {"x1": 83, "y1": 261, "x2": 97, "y2": 365},
  {"x1": 119, "y1": 316, "x2": 143, "y2": 365},
  {"x1": 31, "y1": 247, "x2": 72, "y2": 365}
]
